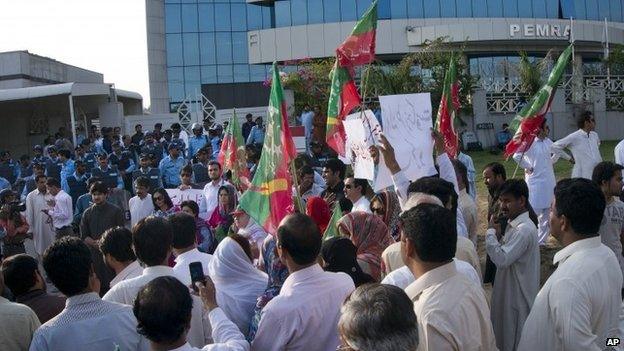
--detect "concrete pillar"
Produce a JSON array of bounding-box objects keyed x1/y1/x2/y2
[{"x1": 98, "y1": 102, "x2": 124, "y2": 130}]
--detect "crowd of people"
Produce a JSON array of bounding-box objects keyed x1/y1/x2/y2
[{"x1": 0, "y1": 109, "x2": 622, "y2": 351}]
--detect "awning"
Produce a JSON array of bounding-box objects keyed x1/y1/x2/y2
[{"x1": 0, "y1": 82, "x2": 142, "y2": 103}]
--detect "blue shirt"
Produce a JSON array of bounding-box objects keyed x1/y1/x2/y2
[
  {"x1": 60, "y1": 159, "x2": 76, "y2": 193},
  {"x1": 210, "y1": 137, "x2": 221, "y2": 160},
  {"x1": 188, "y1": 135, "x2": 208, "y2": 159},
  {"x1": 301, "y1": 111, "x2": 314, "y2": 138},
  {"x1": 458, "y1": 152, "x2": 477, "y2": 201},
  {"x1": 0, "y1": 177, "x2": 10, "y2": 191},
  {"x1": 246, "y1": 125, "x2": 265, "y2": 146},
  {"x1": 158, "y1": 155, "x2": 186, "y2": 187}
]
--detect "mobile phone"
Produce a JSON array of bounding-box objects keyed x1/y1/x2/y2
[{"x1": 189, "y1": 262, "x2": 206, "y2": 292}]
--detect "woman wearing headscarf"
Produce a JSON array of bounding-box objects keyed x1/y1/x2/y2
[
  {"x1": 321, "y1": 237, "x2": 374, "y2": 287},
  {"x1": 337, "y1": 212, "x2": 394, "y2": 281},
  {"x1": 305, "y1": 196, "x2": 330, "y2": 233},
  {"x1": 248, "y1": 235, "x2": 289, "y2": 340},
  {"x1": 370, "y1": 190, "x2": 401, "y2": 240},
  {"x1": 232, "y1": 207, "x2": 267, "y2": 261},
  {"x1": 207, "y1": 235, "x2": 268, "y2": 337},
  {"x1": 207, "y1": 185, "x2": 237, "y2": 243}
]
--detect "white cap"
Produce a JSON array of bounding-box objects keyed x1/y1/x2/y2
[{"x1": 191, "y1": 123, "x2": 202, "y2": 130}]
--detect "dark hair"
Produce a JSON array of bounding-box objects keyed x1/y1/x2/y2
[
  {"x1": 229, "y1": 233, "x2": 254, "y2": 262},
  {"x1": 324, "y1": 159, "x2": 346, "y2": 179},
  {"x1": 35, "y1": 174, "x2": 47, "y2": 182},
  {"x1": 553, "y1": 178, "x2": 606, "y2": 237},
  {"x1": 577, "y1": 111, "x2": 593, "y2": 129},
  {"x1": 299, "y1": 165, "x2": 314, "y2": 176},
  {"x1": 294, "y1": 154, "x2": 313, "y2": 169},
  {"x1": 180, "y1": 200, "x2": 199, "y2": 216},
  {"x1": 498, "y1": 179, "x2": 529, "y2": 201},
  {"x1": 19, "y1": 154, "x2": 30, "y2": 161},
  {"x1": 407, "y1": 177, "x2": 458, "y2": 215},
  {"x1": 1, "y1": 254, "x2": 39, "y2": 296},
  {"x1": 134, "y1": 176, "x2": 151, "y2": 189},
  {"x1": 89, "y1": 181, "x2": 109, "y2": 194},
  {"x1": 180, "y1": 164, "x2": 193, "y2": 175},
  {"x1": 152, "y1": 188, "x2": 174, "y2": 209},
  {"x1": 339, "y1": 197, "x2": 353, "y2": 214},
  {"x1": 99, "y1": 227, "x2": 136, "y2": 263},
  {"x1": 451, "y1": 159, "x2": 469, "y2": 195},
  {"x1": 351, "y1": 178, "x2": 369, "y2": 196},
  {"x1": 400, "y1": 203, "x2": 456, "y2": 262},
  {"x1": 277, "y1": 213, "x2": 322, "y2": 265},
  {"x1": 43, "y1": 237, "x2": 93, "y2": 296},
  {"x1": 169, "y1": 212, "x2": 197, "y2": 249},
  {"x1": 592, "y1": 161, "x2": 624, "y2": 186},
  {"x1": 484, "y1": 162, "x2": 507, "y2": 180},
  {"x1": 46, "y1": 177, "x2": 61, "y2": 188},
  {"x1": 339, "y1": 284, "x2": 418, "y2": 351},
  {"x1": 134, "y1": 276, "x2": 192, "y2": 344},
  {"x1": 208, "y1": 160, "x2": 221, "y2": 169},
  {"x1": 133, "y1": 216, "x2": 173, "y2": 266}
]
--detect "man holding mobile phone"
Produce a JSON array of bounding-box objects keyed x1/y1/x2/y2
[{"x1": 169, "y1": 213, "x2": 213, "y2": 286}]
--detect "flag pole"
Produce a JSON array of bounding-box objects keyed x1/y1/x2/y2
[{"x1": 289, "y1": 160, "x2": 305, "y2": 213}]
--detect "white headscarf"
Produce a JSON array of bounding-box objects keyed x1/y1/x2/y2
[
  {"x1": 238, "y1": 218, "x2": 268, "y2": 255},
  {"x1": 208, "y1": 236, "x2": 268, "y2": 336}
]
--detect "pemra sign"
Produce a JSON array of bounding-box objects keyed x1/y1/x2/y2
[{"x1": 510, "y1": 24, "x2": 571, "y2": 38}]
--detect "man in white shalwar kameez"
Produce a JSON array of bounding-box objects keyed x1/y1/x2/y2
[
  {"x1": 513, "y1": 121, "x2": 557, "y2": 244},
  {"x1": 552, "y1": 111, "x2": 601, "y2": 179},
  {"x1": 485, "y1": 179, "x2": 540, "y2": 351},
  {"x1": 24, "y1": 175, "x2": 56, "y2": 259}
]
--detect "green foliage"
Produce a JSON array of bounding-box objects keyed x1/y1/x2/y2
[{"x1": 606, "y1": 44, "x2": 624, "y2": 74}]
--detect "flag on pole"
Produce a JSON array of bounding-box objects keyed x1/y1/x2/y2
[
  {"x1": 322, "y1": 200, "x2": 343, "y2": 241},
  {"x1": 505, "y1": 44, "x2": 573, "y2": 158},
  {"x1": 435, "y1": 54, "x2": 461, "y2": 158},
  {"x1": 326, "y1": 63, "x2": 362, "y2": 157},
  {"x1": 217, "y1": 109, "x2": 250, "y2": 191},
  {"x1": 336, "y1": 0, "x2": 378, "y2": 67},
  {"x1": 238, "y1": 63, "x2": 297, "y2": 234}
]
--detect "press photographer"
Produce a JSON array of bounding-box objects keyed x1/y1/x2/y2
[{"x1": 0, "y1": 189, "x2": 29, "y2": 258}]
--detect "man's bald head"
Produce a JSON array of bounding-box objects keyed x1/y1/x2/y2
[{"x1": 277, "y1": 213, "x2": 321, "y2": 266}]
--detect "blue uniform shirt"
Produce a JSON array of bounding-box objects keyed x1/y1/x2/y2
[{"x1": 158, "y1": 155, "x2": 186, "y2": 187}]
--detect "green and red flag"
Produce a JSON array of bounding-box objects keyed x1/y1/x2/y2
[
  {"x1": 322, "y1": 200, "x2": 343, "y2": 241},
  {"x1": 505, "y1": 44, "x2": 573, "y2": 158},
  {"x1": 238, "y1": 63, "x2": 297, "y2": 234},
  {"x1": 435, "y1": 54, "x2": 461, "y2": 158},
  {"x1": 326, "y1": 62, "x2": 362, "y2": 156},
  {"x1": 217, "y1": 109, "x2": 250, "y2": 191},
  {"x1": 336, "y1": 0, "x2": 378, "y2": 67}
]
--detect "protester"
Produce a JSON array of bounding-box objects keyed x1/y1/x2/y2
[
  {"x1": 401, "y1": 203, "x2": 497, "y2": 349},
  {"x1": 133, "y1": 276, "x2": 250, "y2": 351},
  {"x1": 170, "y1": 212, "x2": 213, "y2": 286},
  {"x1": 80, "y1": 182, "x2": 125, "y2": 246},
  {"x1": 0, "y1": 267, "x2": 40, "y2": 350},
  {"x1": 24, "y1": 174, "x2": 56, "y2": 259},
  {"x1": 99, "y1": 227, "x2": 143, "y2": 288},
  {"x1": 482, "y1": 161, "x2": 507, "y2": 284},
  {"x1": 321, "y1": 237, "x2": 374, "y2": 287},
  {"x1": 129, "y1": 176, "x2": 155, "y2": 227},
  {"x1": 1, "y1": 254, "x2": 65, "y2": 323},
  {"x1": 592, "y1": 161, "x2": 624, "y2": 285},
  {"x1": 152, "y1": 188, "x2": 178, "y2": 218},
  {"x1": 207, "y1": 235, "x2": 267, "y2": 337},
  {"x1": 208, "y1": 185, "x2": 238, "y2": 243},
  {"x1": 344, "y1": 177, "x2": 371, "y2": 213},
  {"x1": 251, "y1": 214, "x2": 355, "y2": 350},
  {"x1": 202, "y1": 161, "x2": 231, "y2": 219},
  {"x1": 457, "y1": 147, "x2": 477, "y2": 200},
  {"x1": 181, "y1": 200, "x2": 214, "y2": 253},
  {"x1": 452, "y1": 159, "x2": 479, "y2": 245},
  {"x1": 369, "y1": 190, "x2": 401, "y2": 240},
  {"x1": 42, "y1": 177, "x2": 74, "y2": 239},
  {"x1": 496, "y1": 123, "x2": 512, "y2": 149},
  {"x1": 305, "y1": 196, "x2": 330, "y2": 233},
  {"x1": 320, "y1": 158, "x2": 346, "y2": 206},
  {"x1": 296, "y1": 165, "x2": 323, "y2": 202},
  {"x1": 616, "y1": 137, "x2": 624, "y2": 166},
  {"x1": 232, "y1": 207, "x2": 267, "y2": 260},
  {"x1": 338, "y1": 284, "x2": 419, "y2": 351},
  {"x1": 486, "y1": 179, "x2": 540, "y2": 351},
  {"x1": 21, "y1": 163, "x2": 45, "y2": 200},
  {"x1": 30, "y1": 237, "x2": 148, "y2": 351},
  {"x1": 518, "y1": 178, "x2": 622, "y2": 350},
  {"x1": 337, "y1": 212, "x2": 393, "y2": 281},
  {"x1": 103, "y1": 216, "x2": 212, "y2": 347},
  {"x1": 552, "y1": 111, "x2": 602, "y2": 179},
  {"x1": 0, "y1": 189, "x2": 29, "y2": 257}
]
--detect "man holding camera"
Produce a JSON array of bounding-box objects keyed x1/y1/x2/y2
[{"x1": 0, "y1": 189, "x2": 29, "y2": 258}]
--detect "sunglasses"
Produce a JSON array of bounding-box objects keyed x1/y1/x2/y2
[
  {"x1": 344, "y1": 184, "x2": 353, "y2": 189},
  {"x1": 371, "y1": 207, "x2": 385, "y2": 215},
  {"x1": 153, "y1": 196, "x2": 163, "y2": 201},
  {"x1": 181, "y1": 173, "x2": 192, "y2": 177}
]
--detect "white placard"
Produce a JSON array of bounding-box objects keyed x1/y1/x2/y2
[
  {"x1": 375, "y1": 93, "x2": 437, "y2": 192},
  {"x1": 343, "y1": 110, "x2": 383, "y2": 180},
  {"x1": 165, "y1": 188, "x2": 205, "y2": 207}
]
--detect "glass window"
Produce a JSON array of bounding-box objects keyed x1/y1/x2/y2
[
  {"x1": 472, "y1": 0, "x2": 488, "y2": 17},
  {"x1": 250, "y1": 64, "x2": 267, "y2": 82},
  {"x1": 234, "y1": 65, "x2": 250, "y2": 82},
  {"x1": 487, "y1": 0, "x2": 503, "y2": 17},
  {"x1": 502, "y1": 0, "x2": 518, "y2": 17},
  {"x1": 232, "y1": 32, "x2": 248, "y2": 64},
  {"x1": 216, "y1": 32, "x2": 233, "y2": 64},
  {"x1": 166, "y1": 0, "x2": 181, "y2": 3},
  {"x1": 611, "y1": 0, "x2": 622, "y2": 21},
  {"x1": 324, "y1": 0, "x2": 341, "y2": 22},
  {"x1": 424, "y1": 0, "x2": 440, "y2": 17},
  {"x1": 356, "y1": 0, "x2": 373, "y2": 17},
  {"x1": 307, "y1": 0, "x2": 324, "y2": 24},
  {"x1": 218, "y1": 65, "x2": 234, "y2": 83},
  {"x1": 560, "y1": 0, "x2": 575, "y2": 18},
  {"x1": 198, "y1": 4, "x2": 214, "y2": 32},
  {"x1": 440, "y1": 0, "x2": 456, "y2": 17},
  {"x1": 572, "y1": 0, "x2": 586, "y2": 19},
  {"x1": 181, "y1": 4, "x2": 198, "y2": 32},
  {"x1": 215, "y1": 4, "x2": 231, "y2": 31},
  {"x1": 598, "y1": 0, "x2": 610, "y2": 20},
  {"x1": 166, "y1": 34, "x2": 184, "y2": 66},
  {"x1": 275, "y1": 1, "x2": 291, "y2": 27},
  {"x1": 199, "y1": 33, "x2": 216, "y2": 65},
  {"x1": 518, "y1": 0, "x2": 532, "y2": 17},
  {"x1": 408, "y1": 0, "x2": 424, "y2": 18},
  {"x1": 292, "y1": 0, "x2": 308, "y2": 25},
  {"x1": 231, "y1": 4, "x2": 247, "y2": 31},
  {"x1": 165, "y1": 4, "x2": 181, "y2": 33},
  {"x1": 183, "y1": 33, "x2": 200, "y2": 66},
  {"x1": 390, "y1": 0, "x2": 407, "y2": 18},
  {"x1": 167, "y1": 67, "x2": 185, "y2": 102},
  {"x1": 531, "y1": 0, "x2": 547, "y2": 17},
  {"x1": 184, "y1": 66, "x2": 201, "y2": 97},
  {"x1": 457, "y1": 0, "x2": 472, "y2": 17},
  {"x1": 262, "y1": 5, "x2": 274, "y2": 29},
  {"x1": 246, "y1": 4, "x2": 262, "y2": 30},
  {"x1": 545, "y1": 0, "x2": 558, "y2": 18},
  {"x1": 341, "y1": 0, "x2": 358, "y2": 21},
  {"x1": 201, "y1": 65, "x2": 217, "y2": 84},
  {"x1": 181, "y1": 0, "x2": 196, "y2": 3}
]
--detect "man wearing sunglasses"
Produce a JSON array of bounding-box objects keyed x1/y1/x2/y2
[
  {"x1": 552, "y1": 111, "x2": 602, "y2": 179},
  {"x1": 344, "y1": 177, "x2": 370, "y2": 213}
]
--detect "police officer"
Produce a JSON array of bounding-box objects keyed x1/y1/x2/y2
[
  {"x1": 31, "y1": 145, "x2": 46, "y2": 165},
  {"x1": 75, "y1": 142, "x2": 97, "y2": 171},
  {"x1": 187, "y1": 123, "x2": 208, "y2": 160},
  {"x1": 15, "y1": 155, "x2": 32, "y2": 191},
  {"x1": 140, "y1": 132, "x2": 165, "y2": 167},
  {"x1": 132, "y1": 153, "x2": 162, "y2": 193},
  {"x1": 192, "y1": 146, "x2": 211, "y2": 187},
  {"x1": 158, "y1": 143, "x2": 186, "y2": 188},
  {"x1": 90, "y1": 153, "x2": 123, "y2": 190},
  {"x1": 109, "y1": 141, "x2": 136, "y2": 192},
  {"x1": 44, "y1": 147, "x2": 63, "y2": 182},
  {"x1": 66, "y1": 160, "x2": 90, "y2": 205},
  {"x1": 0, "y1": 151, "x2": 19, "y2": 186}
]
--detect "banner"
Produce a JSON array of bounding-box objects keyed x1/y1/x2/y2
[{"x1": 165, "y1": 188, "x2": 204, "y2": 207}]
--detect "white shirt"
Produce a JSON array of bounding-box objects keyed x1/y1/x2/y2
[
  {"x1": 518, "y1": 237, "x2": 623, "y2": 351},
  {"x1": 0, "y1": 296, "x2": 40, "y2": 351},
  {"x1": 552, "y1": 129, "x2": 602, "y2": 179},
  {"x1": 109, "y1": 260, "x2": 143, "y2": 288},
  {"x1": 296, "y1": 183, "x2": 323, "y2": 202},
  {"x1": 459, "y1": 189, "x2": 478, "y2": 245},
  {"x1": 25, "y1": 189, "x2": 56, "y2": 256},
  {"x1": 173, "y1": 248, "x2": 214, "y2": 286},
  {"x1": 202, "y1": 179, "x2": 231, "y2": 219},
  {"x1": 49, "y1": 190, "x2": 73, "y2": 229},
  {"x1": 513, "y1": 137, "x2": 557, "y2": 209},
  {"x1": 129, "y1": 194, "x2": 154, "y2": 228},
  {"x1": 615, "y1": 139, "x2": 624, "y2": 166},
  {"x1": 350, "y1": 196, "x2": 371, "y2": 213},
  {"x1": 168, "y1": 308, "x2": 250, "y2": 351},
  {"x1": 103, "y1": 266, "x2": 213, "y2": 348},
  {"x1": 251, "y1": 264, "x2": 355, "y2": 351},
  {"x1": 382, "y1": 259, "x2": 481, "y2": 288}
]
